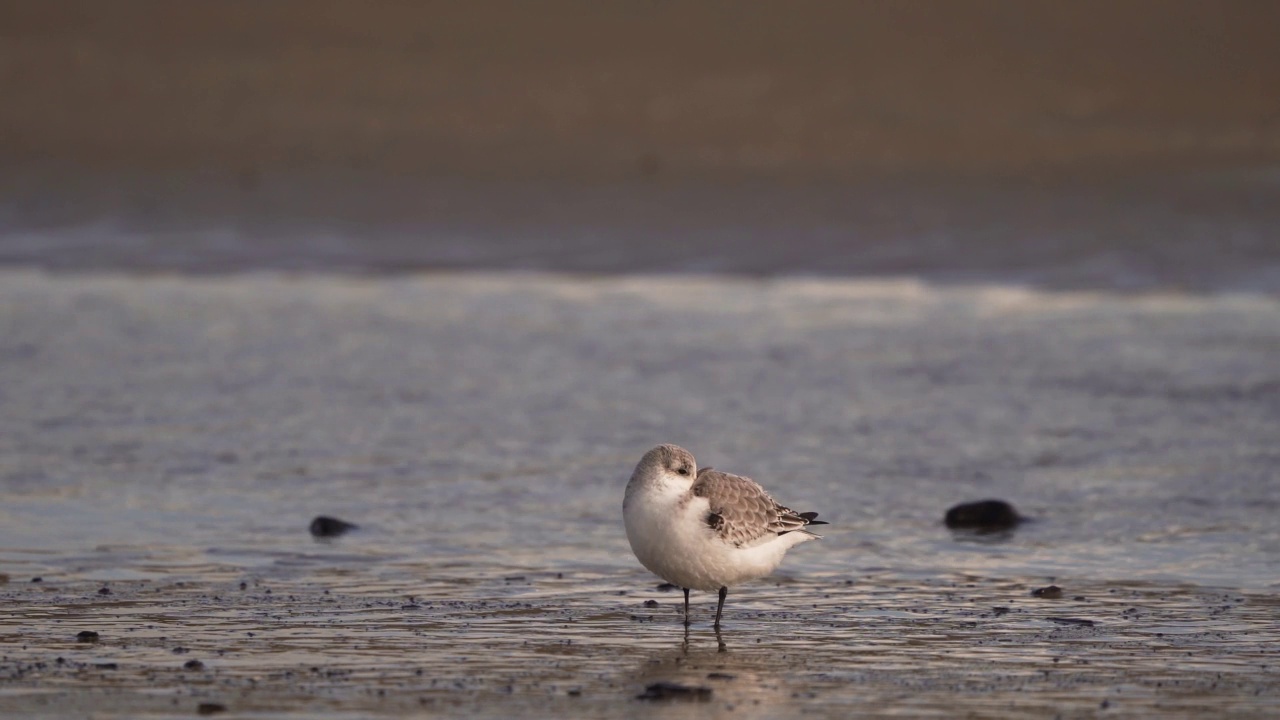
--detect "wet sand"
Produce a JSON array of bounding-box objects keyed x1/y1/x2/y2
[
  {"x1": 2, "y1": 271, "x2": 1278, "y2": 716},
  {"x1": 2, "y1": 575, "x2": 1277, "y2": 718}
]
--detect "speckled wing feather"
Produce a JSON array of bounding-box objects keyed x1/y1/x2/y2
[{"x1": 692, "y1": 468, "x2": 822, "y2": 547}]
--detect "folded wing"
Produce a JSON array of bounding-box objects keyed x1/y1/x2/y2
[{"x1": 693, "y1": 468, "x2": 825, "y2": 548}]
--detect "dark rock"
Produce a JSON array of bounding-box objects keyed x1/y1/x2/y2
[
  {"x1": 31, "y1": 577, "x2": 42, "y2": 583},
  {"x1": 655, "y1": 583, "x2": 679, "y2": 592},
  {"x1": 184, "y1": 659, "x2": 205, "y2": 670},
  {"x1": 94, "y1": 663, "x2": 119, "y2": 670},
  {"x1": 636, "y1": 681, "x2": 712, "y2": 701},
  {"x1": 1032, "y1": 585, "x2": 1064, "y2": 598},
  {"x1": 172, "y1": 646, "x2": 189, "y2": 654},
  {"x1": 309, "y1": 516, "x2": 358, "y2": 538},
  {"x1": 945, "y1": 500, "x2": 1022, "y2": 531},
  {"x1": 97, "y1": 587, "x2": 111, "y2": 595},
  {"x1": 76, "y1": 631, "x2": 100, "y2": 642},
  {"x1": 642, "y1": 599, "x2": 659, "y2": 608},
  {"x1": 706, "y1": 672, "x2": 737, "y2": 680},
  {"x1": 197, "y1": 702, "x2": 227, "y2": 715}
]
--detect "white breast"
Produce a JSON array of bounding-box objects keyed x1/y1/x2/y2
[{"x1": 624, "y1": 484, "x2": 815, "y2": 592}]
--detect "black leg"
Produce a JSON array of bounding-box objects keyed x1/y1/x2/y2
[
  {"x1": 682, "y1": 587, "x2": 691, "y2": 626},
  {"x1": 714, "y1": 586, "x2": 728, "y2": 628}
]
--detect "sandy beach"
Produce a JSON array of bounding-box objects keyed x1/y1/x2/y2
[{"x1": 3, "y1": 2, "x2": 1280, "y2": 717}]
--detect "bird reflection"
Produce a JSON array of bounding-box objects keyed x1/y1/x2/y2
[{"x1": 680, "y1": 623, "x2": 727, "y2": 654}]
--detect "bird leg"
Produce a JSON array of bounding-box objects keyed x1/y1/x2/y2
[
  {"x1": 682, "y1": 587, "x2": 691, "y2": 626},
  {"x1": 714, "y1": 586, "x2": 728, "y2": 628}
]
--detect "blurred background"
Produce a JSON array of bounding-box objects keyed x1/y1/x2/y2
[{"x1": 2, "y1": 0, "x2": 1279, "y2": 288}]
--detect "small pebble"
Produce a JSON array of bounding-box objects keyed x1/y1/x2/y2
[
  {"x1": 1032, "y1": 585, "x2": 1063, "y2": 599},
  {"x1": 183, "y1": 659, "x2": 205, "y2": 671},
  {"x1": 76, "y1": 631, "x2": 100, "y2": 643},
  {"x1": 197, "y1": 702, "x2": 227, "y2": 715},
  {"x1": 636, "y1": 681, "x2": 712, "y2": 701},
  {"x1": 1047, "y1": 617, "x2": 1096, "y2": 627},
  {"x1": 642, "y1": 599, "x2": 659, "y2": 608},
  {"x1": 655, "y1": 583, "x2": 679, "y2": 592},
  {"x1": 97, "y1": 587, "x2": 111, "y2": 596},
  {"x1": 309, "y1": 516, "x2": 358, "y2": 538}
]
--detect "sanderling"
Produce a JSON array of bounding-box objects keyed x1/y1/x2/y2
[{"x1": 623, "y1": 444, "x2": 827, "y2": 628}]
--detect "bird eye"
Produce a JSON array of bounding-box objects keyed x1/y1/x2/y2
[{"x1": 677, "y1": 466, "x2": 690, "y2": 476}]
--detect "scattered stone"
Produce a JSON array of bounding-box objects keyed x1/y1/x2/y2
[
  {"x1": 94, "y1": 663, "x2": 119, "y2": 670},
  {"x1": 172, "y1": 647, "x2": 189, "y2": 654},
  {"x1": 655, "y1": 583, "x2": 679, "y2": 592},
  {"x1": 991, "y1": 607, "x2": 1010, "y2": 617},
  {"x1": 1047, "y1": 617, "x2": 1096, "y2": 627},
  {"x1": 636, "y1": 681, "x2": 713, "y2": 701},
  {"x1": 642, "y1": 599, "x2": 660, "y2": 608},
  {"x1": 1032, "y1": 585, "x2": 1064, "y2": 599},
  {"x1": 309, "y1": 516, "x2": 358, "y2": 538},
  {"x1": 76, "y1": 631, "x2": 100, "y2": 642},
  {"x1": 566, "y1": 688, "x2": 582, "y2": 696},
  {"x1": 197, "y1": 702, "x2": 227, "y2": 715},
  {"x1": 945, "y1": 500, "x2": 1022, "y2": 531},
  {"x1": 98, "y1": 587, "x2": 111, "y2": 596},
  {"x1": 183, "y1": 659, "x2": 205, "y2": 671},
  {"x1": 30, "y1": 577, "x2": 42, "y2": 583},
  {"x1": 706, "y1": 672, "x2": 737, "y2": 680}
]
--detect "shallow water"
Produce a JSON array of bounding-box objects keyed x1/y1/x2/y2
[
  {"x1": 4, "y1": 173, "x2": 1280, "y2": 293},
  {"x1": 1, "y1": 271, "x2": 1279, "y2": 716}
]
